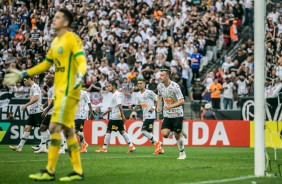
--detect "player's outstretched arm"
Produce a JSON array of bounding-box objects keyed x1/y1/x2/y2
[
  {"x1": 4, "y1": 60, "x2": 52, "y2": 85},
  {"x1": 27, "y1": 60, "x2": 53, "y2": 76}
]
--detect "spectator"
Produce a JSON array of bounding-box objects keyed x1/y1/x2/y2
[
  {"x1": 275, "y1": 59, "x2": 282, "y2": 80},
  {"x1": 121, "y1": 77, "x2": 135, "y2": 106},
  {"x1": 209, "y1": 78, "x2": 222, "y2": 110},
  {"x1": 234, "y1": 49, "x2": 247, "y2": 65},
  {"x1": 236, "y1": 75, "x2": 248, "y2": 97},
  {"x1": 8, "y1": 19, "x2": 19, "y2": 39},
  {"x1": 117, "y1": 57, "x2": 129, "y2": 78},
  {"x1": 0, "y1": 0, "x2": 253, "y2": 118},
  {"x1": 129, "y1": 111, "x2": 140, "y2": 120},
  {"x1": 190, "y1": 78, "x2": 205, "y2": 118},
  {"x1": 147, "y1": 78, "x2": 158, "y2": 94},
  {"x1": 230, "y1": 20, "x2": 238, "y2": 44},
  {"x1": 203, "y1": 103, "x2": 217, "y2": 120},
  {"x1": 94, "y1": 107, "x2": 103, "y2": 120},
  {"x1": 87, "y1": 76, "x2": 101, "y2": 93},
  {"x1": 98, "y1": 73, "x2": 108, "y2": 90},
  {"x1": 222, "y1": 78, "x2": 236, "y2": 110},
  {"x1": 267, "y1": 7, "x2": 280, "y2": 23},
  {"x1": 13, "y1": 81, "x2": 24, "y2": 98},
  {"x1": 222, "y1": 56, "x2": 234, "y2": 73},
  {"x1": 229, "y1": 59, "x2": 240, "y2": 76},
  {"x1": 190, "y1": 78, "x2": 205, "y2": 103},
  {"x1": 5, "y1": 50, "x2": 16, "y2": 67},
  {"x1": 190, "y1": 47, "x2": 202, "y2": 83}
]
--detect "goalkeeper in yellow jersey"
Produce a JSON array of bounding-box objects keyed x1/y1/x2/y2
[{"x1": 4, "y1": 9, "x2": 86, "y2": 182}]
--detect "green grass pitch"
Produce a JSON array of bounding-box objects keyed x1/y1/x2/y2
[{"x1": 0, "y1": 145, "x2": 281, "y2": 184}]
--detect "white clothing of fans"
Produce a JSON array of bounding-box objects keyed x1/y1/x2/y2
[
  {"x1": 156, "y1": 47, "x2": 168, "y2": 55},
  {"x1": 157, "y1": 81, "x2": 184, "y2": 118},
  {"x1": 267, "y1": 11, "x2": 280, "y2": 23},
  {"x1": 147, "y1": 35, "x2": 157, "y2": 45},
  {"x1": 117, "y1": 62, "x2": 129, "y2": 77},
  {"x1": 137, "y1": 89, "x2": 157, "y2": 120},
  {"x1": 236, "y1": 80, "x2": 248, "y2": 95},
  {"x1": 47, "y1": 85, "x2": 55, "y2": 115},
  {"x1": 134, "y1": 35, "x2": 142, "y2": 44},
  {"x1": 29, "y1": 83, "x2": 42, "y2": 114},
  {"x1": 222, "y1": 82, "x2": 235, "y2": 99},
  {"x1": 110, "y1": 90, "x2": 123, "y2": 120},
  {"x1": 75, "y1": 90, "x2": 91, "y2": 120},
  {"x1": 13, "y1": 85, "x2": 24, "y2": 98}
]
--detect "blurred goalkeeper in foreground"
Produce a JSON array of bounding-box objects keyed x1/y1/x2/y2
[{"x1": 4, "y1": 9, "x2": 86, "y2": 182}]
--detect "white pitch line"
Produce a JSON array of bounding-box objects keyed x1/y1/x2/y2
[
  {"x1": 0, "y1": 155, "x2": 155, "y2": 163},
  {"x1": 181, "y1": 175, "x2": 258, "y2": 184}
]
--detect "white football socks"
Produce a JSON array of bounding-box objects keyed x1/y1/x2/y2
[
  {"x1": 122, "y1": 132, "x2": 133, "y2": 147},
  {"x1": 142, "y1": 130, "x2": 157, "y2": 144},
  {"x1": 177, "y1": 137, "x2": 185, "y2": 153},
  {"x1": 103, "y1": 133, "x2": 111, "y2": 148},
  {"x1": 40, "y1": 131, "x2": 48, "y2": 149},
  {"x1": 18, "y1": 131, "x2": 30, "y2": 148},
  {"x1": 77, "y1": 131, "x2": 86, "y2": 144},
  {"x1": 60, "y1": 131, "x2": 67, "y2": 149}
]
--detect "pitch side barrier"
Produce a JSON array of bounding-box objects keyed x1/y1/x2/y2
[
  {"x1": 84, "y1": 120, "x2": 251, "y2": 147},
  {"x1": 2, "y1": 96, "x2": 282, "y2": 121},
  {"x1": 1, "y1": 120, "x2": 281, "y2": 148}
]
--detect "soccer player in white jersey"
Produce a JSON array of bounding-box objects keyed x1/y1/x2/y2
[
  {"x1": 33, "y1": 74, "x2": 54, "y2": 153},
  {"x1": 9, "y1": 76, "x2": 42, "y2": 152},
  {"x1": 95, "y1": 81, "x2": 136, "y2": 153},
  {"x1": 156, "y1": 69, "x2": 186, "y2": 159},
  {"x1": 75, "y1": 90, "x2": 94, "y2": 153},
  {"x1": 131, "y1": 78, "x2": 164, "y2": 154}
]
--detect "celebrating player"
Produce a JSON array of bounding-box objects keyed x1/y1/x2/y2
[
  {"x1": 95, "y1": 81, "x2": 136, "y2": 153},
  {"x1": 131, "y1": 78, "x2": 163, "y2": 154},
  {"x1": 33, "y1": 74, "x2": 54, "y2": 154},
  {"x1": 4, "y1": 9, "x2": 86, "y2": 181},
  {"x1": 9, "y1": 76, "x2": 42, "y2": 152},
  {"x1": 75, "y1": 90, "x2": 94, "y2": 153},
  {"x1": 156, "y1": 69, "x2": 186, "y2": 160}
]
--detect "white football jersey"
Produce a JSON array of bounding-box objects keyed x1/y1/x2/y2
[
  {"x1": 29, "y1": 83, "x2": 42, "y2": 114},
  {"x1": 137, "y1": 89, "x2": 157, "y2": 120},
  {"x1": 47, "y1": 85, "x2": 54, "y2": 115},
  {"x1": 75, "y1": 90, "x2": 91, "y2": 120},
  {"x1": 157, "y1": 81, "x2": 184, "y2": 118},
  {"x1": 109, "y1": 90, "x2": 123, "y2": 120}
]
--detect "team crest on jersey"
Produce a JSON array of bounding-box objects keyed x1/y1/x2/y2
[
  {"x1": 168, "y1": 88, "x2": 174, "y2": 96},
  {"x1": 58, "y1": 47, "x2": 63, "y2": 54}
]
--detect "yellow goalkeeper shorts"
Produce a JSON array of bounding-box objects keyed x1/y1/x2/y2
[{"x1": 51, "y1": 96, "x2": 79, "y2": 128}]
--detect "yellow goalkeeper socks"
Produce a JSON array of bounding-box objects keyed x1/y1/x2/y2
[
  {"x1": 46, "y1": 133, "x2": 61, "y2": 174},
  {"x1": 67, "y1": 136, "x2": 83, "y2": 175}
]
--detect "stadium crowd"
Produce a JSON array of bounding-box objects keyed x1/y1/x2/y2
[
  {"x1": 191, "y1": 1, "x2": 282, "y2": 112},
  {"x1": 0, "y1": 0, "x2": 264, "y2": 115}
]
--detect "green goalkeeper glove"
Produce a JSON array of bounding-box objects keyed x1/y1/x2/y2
[
  {"x1": 4, "y1": 69, "x2": 28, "y2": 86},
  {"x1": 73, "y1": 73, "x2": 84, "y2": 89}
]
